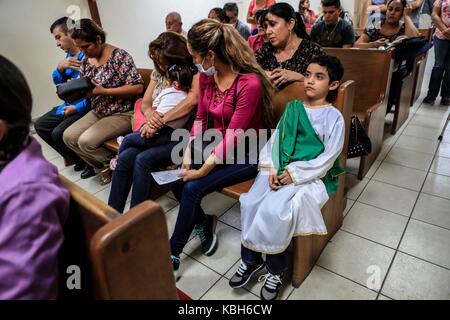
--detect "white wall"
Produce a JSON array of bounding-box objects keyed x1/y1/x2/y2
[
  {"x1": 0, "y1": 0, "x2": 91, "y2": 119},
  {"x1": 1, "y1": 0, "x2": 355, "y2": 118}
]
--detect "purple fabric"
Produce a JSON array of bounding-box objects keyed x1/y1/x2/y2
[{"x1": 0, "y1": 137, "x2": 69, "y2": 299}]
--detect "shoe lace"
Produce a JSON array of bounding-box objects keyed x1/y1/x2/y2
[
  {"x1": 258, "y1": 273, "x2": 282, "y2": 290},
  {"x1": 193, "y1": 224, "x2": 206, "y2": 243},
  {"x1": 236, "y1": 261, "x2": 248, "y2": 277},
  {"x1": 171, "y1": 255, "x2": 180, "y2": 264}
]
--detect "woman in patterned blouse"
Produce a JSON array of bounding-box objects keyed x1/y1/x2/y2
[
  {"x1": 255, "y1": 3, "x2": 324, "y2": 89},
  {"x1": 355, "y1": 0, "x2": 420, "y2": 48},
  {"x1": 63, "y1": 19, "x2": 144, "y2": 184}
]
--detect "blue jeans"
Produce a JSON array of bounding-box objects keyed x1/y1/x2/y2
[
  {"x1": 170, "y1": 162, "x2": 258, "y2": 256},
  {"x1": 108, "y1": 141, "x2": 178, "y2": 213},
  {"x1": 241, "y1": 245, "x2": 287, "y2": 276},
  {"x1": 427, "y1": 36, "x2": 450, "y2": 99},
  {"x1": 118, "y1": 126, "x2": 174, "y2": 153}
]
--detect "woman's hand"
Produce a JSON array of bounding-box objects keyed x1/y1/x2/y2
[
  {"x1": 180, "y1": 168, "x2": 207, "y2": 182},
  {"x1": 403, "y1": 4, "x2": 413, "y2": 17},
  {"x1": 372, "y1": 38, "x2": 389, "y2": 48},
  {"x1": 89, "y1": 84, "x2": 107, "y2": 96},
  {"x1": 146, "y1": 109, "x2": 165, "y2": 130},
  {"x1": 269, "y1": 68, "x2": 303, "y2": 87}
]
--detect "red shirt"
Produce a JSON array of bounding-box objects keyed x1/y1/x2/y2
[{"x1": 191, "y1": 73, "x2": 264, "y2": 160}]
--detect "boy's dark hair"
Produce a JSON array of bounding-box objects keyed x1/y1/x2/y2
[
  {"x1": 223, "y1": 2, "x2": 239, "y2": 15},
  {"x1": 322, "y1": 0, "x2": 341, "y2": 8},
  {"x1": 309, "y1": 54, "x2": 344, "y2": 102},
  {"x1": 210, "y1": 7, "x2": 230, "y2": 23},
  {"x1": 0, "y1": 55, "x2": 32, "y2": 163},
  {"x1": 166, "y1": 64, "x2": 198, "y2": 92},
  {"x1": 50, "y1": 16, "x2": 75, "y2": 34},
  {"x1": 69, "y1": 18, "x2": 106, "y2": 44}
]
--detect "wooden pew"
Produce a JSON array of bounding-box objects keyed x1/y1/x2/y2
[
  {"x1": 59, "y1": 176, "x2": 179, "y2": 299},
  {"x1": 221, "y1": 80, "x2": 355, "y2": 287},
  {"x1": 410, "y1": 28, "x2": 433, "y2": 106},
  {"x1": 324, "y1": 48, "x2": 394, "y2": 179}
]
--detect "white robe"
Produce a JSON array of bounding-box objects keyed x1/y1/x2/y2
[{"x1": 240, "y1": 105, "x2": 345, "y2": 254}]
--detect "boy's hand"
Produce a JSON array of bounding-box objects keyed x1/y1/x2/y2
[
  {"x1": 278, "y1": 170, "x2": 293, "y2": 186},
  {"x1": 269, "y1": 167, "x2": 282, "y2": 190},
  {"x1": 62, "y1": 105, "x2": 77, "y2": 117},
  {"x1": 58, "y1": 57, "x2": 81, "y2": 72}
]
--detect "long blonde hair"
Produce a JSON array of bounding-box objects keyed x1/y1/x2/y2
[{"x1": 187, "y1": 19, "x2": 275, "y2": 128}]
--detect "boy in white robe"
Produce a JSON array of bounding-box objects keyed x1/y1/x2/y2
[{"x1": 229, "y1": 55, "x2": 346, "y2": 300}]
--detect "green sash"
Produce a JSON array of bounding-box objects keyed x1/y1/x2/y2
[{"x1": 272, "y1": 100, "x2": 345, "y2": 195}]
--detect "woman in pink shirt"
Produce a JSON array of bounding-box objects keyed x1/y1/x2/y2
[
  {"x1": 247, "y1": 0, "x2": 277, "y2": 31},
  {"x1": 0, "y1": 55, "x2": 69, "y2": 299},
  {"x1": 170, "y1": 19, "x2": 274, "y2": 274},
  {"x1": 247, "y1": 9, "x2": 269, "y2": 52}
]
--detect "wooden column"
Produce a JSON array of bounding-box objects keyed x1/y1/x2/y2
[{"x1": 87, "y1": 0, "x2": 102, "y2": 27}]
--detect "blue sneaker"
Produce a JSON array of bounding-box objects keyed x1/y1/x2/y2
[{"x1": 193, "y1": 215, "x2": 218, "y2": 256}]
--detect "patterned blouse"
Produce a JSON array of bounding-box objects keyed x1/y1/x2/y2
[
  {"x1": 255, "y1": 39, "x2": 324, "y2": 75},
  {"x1": 81, "y1": 48, "x2": 143, "y2": 116},
  {"x1": 364, "y1": 24, "x2": 406, "y2": 43}
]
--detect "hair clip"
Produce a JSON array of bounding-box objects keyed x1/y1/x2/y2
[{"x1": 168, "y1": 64, "x2": 177, "y2": 71}]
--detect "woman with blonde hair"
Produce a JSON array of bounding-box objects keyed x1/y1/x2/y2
[{"x1": 170, "y1": 18, "x2": 274, "y2": 275}]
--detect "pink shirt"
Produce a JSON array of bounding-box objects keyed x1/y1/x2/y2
[
  {"x1": 0, "y1": 137, "x2": 69, "y2": 299},
  {"x1": 435, "y1": 0, "x2": 450, "y2": 40},
  {"x1": 191, "y1": 73, "x2": 264, "y2": 160},
  {"x1": 247, "y1": 34, "x2": 266, "y2": 52}
]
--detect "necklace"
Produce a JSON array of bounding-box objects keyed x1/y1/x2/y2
[{"x1": 326, "y1": 19, "x2": 341, "y2": 41}]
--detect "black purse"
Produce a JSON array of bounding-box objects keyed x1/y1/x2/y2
[
  {"x1": 56, "y1": 77, "x2": 95, "y2": 104},
  {"x1": 347, "y1": 115, "x2": 372, "y2": 159}
]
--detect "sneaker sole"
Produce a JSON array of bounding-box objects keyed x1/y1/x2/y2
[
  {"x1": 204, "y1": 215, "x2": 218, "y2": 256},
  {"x1": 230, "y1": 263, "x2": 266, "y2": 289}
]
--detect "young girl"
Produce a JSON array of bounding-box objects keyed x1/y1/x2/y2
[
  {"x1": 229, "y1": 55, "x2": 346, "y2": 301},
  {"x1": 110, "y1": 64, "x2": 197, "y2": 170}
]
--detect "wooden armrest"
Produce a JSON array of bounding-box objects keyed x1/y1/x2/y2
[{"x1": 90, "y1": 201, "x2": 178, "y2": 300}]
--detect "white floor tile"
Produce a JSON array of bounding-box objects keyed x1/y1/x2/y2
[
  {"x1": 423, "y1": 173, "x2": 450, "y2": 199},
  {"x1": 430, "y1": 156, "x2": 450, "y2": 177},
  {"x1": 50, "y1": 156, "x2": 67, "y2": 171},
  {"x1": 399, "y1": 219, "x2": 450, "y2": 269},
  {"x1": 201, "y1": 192, "x2": 238, "y2": 218},
  {"x1": 75, "y1": 175, "x2": 109, "y2": 195},
  {"x1": 382, "y1": 252, "x2": 450, "y2": 300},
  {"x1": 372, "y1": 162, "x2": 427, "y2": 191},
  {"x1": 377, "y1": 295, "x2": 393, "y2": 300},
  {"x1": 415, "y1": 105, "x2": 450, "y2": 119},
  {"x1": 183, "y1": 222, "x2": 242, "y2": 276},
  {"x1": 412, "y1": 193, "x2": 450, "y2": 229},
  {"x1": 342, "y1": 202, "x2": 408, "y2": 249},
  {"x1": 437, "y1": 142, "x2": 450, "y2": 159},
  {"x1": 42, "y1": 147, "x2": 59, "y2": 161},
  {"x1": 410, "y1": 114, "x2": 448, "y2": 129},
  {"x1": 288, "y1": 266, "x2": 377, "y2": 300},
  {"x1": 346, "y1": 174, "x2": 370, "y2": 201},
  {"x1": 175, "y1": 254, "x2": 221, "y2": 300},
  {"x1": 317, "y1": 231, "x2": 395, "y2": 290},
  {"x1": 343, "y1": 199, "x2": 355, "y2": 218},
  {"x1": 59, "y1": 165, "x2": 81, "y2": 183},
  {"x1": 155, "y1": 195, "x2": 178, "y2": 213},
  {"x1": 358, "y1": 180, "x2": 419, "y2": 217},
  {"x1": 394, "y1": 135, "x2": 439, "y2": 155},
  {"x1": 403, "y1": 124, "x2": 443, "y2": 141},
  {"x1": 384, "y1": 147, "x2": 434, "y2": 171},
  {"x1": 219, "y1": 203, "x2": 242, "y2": 230}
]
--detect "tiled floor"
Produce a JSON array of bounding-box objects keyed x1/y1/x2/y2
[{"x1": 35, "y1": 52, "x2": 450, "y2": 300}]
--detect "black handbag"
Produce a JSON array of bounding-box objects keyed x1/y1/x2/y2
[
  {"x1": 347, "y1": 115, "x2": 372, "y2": 159},
  {"x1": 56, "y1": 77, "x2": 95, "y2": 104}
]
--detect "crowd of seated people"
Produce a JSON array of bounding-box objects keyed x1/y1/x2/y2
[{"x1": 3, "y1": 0, "x2": 446, "y2": 300}]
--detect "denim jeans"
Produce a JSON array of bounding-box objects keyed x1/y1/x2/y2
[
  {"x1": 108, "y1": 141, "x2": 178, "y2": 212},
  {"x1": 241, "y1": 245, "x2": 287, "y2": 276},
  {"x1": 170, "y1": 162, "x2": 258, "y2": 257},
  {"x1": 118, "y1": 126, "x2": 174, "y2": 153},
  {"x1": 426, "y1": 36, "x2": 450, "y2": 99}
]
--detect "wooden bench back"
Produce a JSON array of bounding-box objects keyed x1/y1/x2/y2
[
  {"x1": 59, "y1": 176, "x2": 177, "y2": 300},
  {"x1": 324, "y1": 48, "x2": 394, "y2": 115},
  {"x1": 137, "y1": 68, "x2": 152, "y2": 93}
]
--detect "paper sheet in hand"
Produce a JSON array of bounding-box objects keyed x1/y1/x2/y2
[{"x1": 151, "y1": 168, "x2": 185, "y2": 185}]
